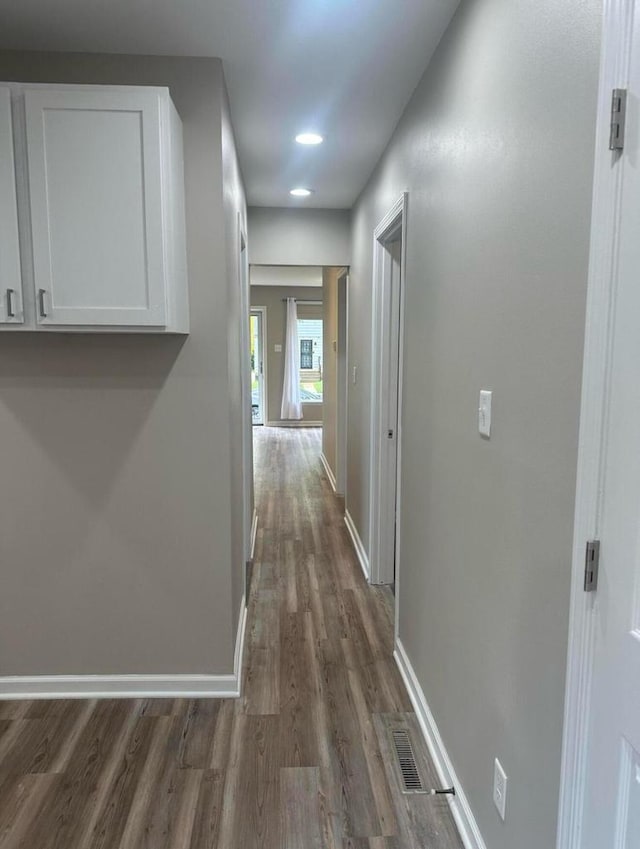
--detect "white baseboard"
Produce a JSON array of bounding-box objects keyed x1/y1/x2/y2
[
  {"x1": 266, "y1": 420, "x2": 323, "y2": 428},
  {"x1": 344, "y1": 509, "x2": 370, "y2": 582},
  {"x1": 0, "y1": 595, "x2": 249, "y2": 701},
  {"x1": 250, "y1": 508, "x2": 258, "y2": 560},
  {"x1": 233, "y1": 593, "x2": 248, "y2": 693},
  {"x1": 0, "y1": 674, "x2": 238, "y2": 700},
  {"x1": 320, "y1": 452, "x2": 337, "y2": 492},
  {"x1": 394, "y1": 638, "x2": 487, "y2": 849}
]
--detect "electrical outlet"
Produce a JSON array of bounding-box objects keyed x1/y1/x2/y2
[{"x1": 493, "y1": 758, "x2": 508, "y2": 821}]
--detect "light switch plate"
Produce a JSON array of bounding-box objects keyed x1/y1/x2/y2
[
  {"x1": 493, "y1": 758, "x2": 508, "y2": 820},
  {"x1": 274, "y1": 344, "x2": 282, "y2": 353},
  {"x1": 479, "y1": 390, "x2": 492, "y2": 438}
]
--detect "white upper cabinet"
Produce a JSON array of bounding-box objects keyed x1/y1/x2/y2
[
  {"x1": 0, "y1": 87, "x2": 23, "y2": 325},
  {"x1": 1, "y1": 84, "x2": 189, "y2": 333}
]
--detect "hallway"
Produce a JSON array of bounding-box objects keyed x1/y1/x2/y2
[
  {"x1": 244, "y1": 426, "x2": 463, "y2": 848},
  {"x1": 0, "y1": 427, "x2": 462, "y2": 849}
]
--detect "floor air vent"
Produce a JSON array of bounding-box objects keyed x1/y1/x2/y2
[{"x1": 391, "y1": 728, "x2": 426, "y2": 794}]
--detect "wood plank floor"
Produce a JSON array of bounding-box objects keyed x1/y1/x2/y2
[{"x1": 0, "y1": 426, "x2": 463, "y2": 849}]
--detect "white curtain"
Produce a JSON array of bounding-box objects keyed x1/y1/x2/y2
[{"x1": 281, "y1": 297, "x2": 303, "y2": 420}]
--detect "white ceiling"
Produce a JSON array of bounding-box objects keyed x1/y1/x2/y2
[{"x1": 0, "y1": 0, "x2": 459, "y2": 209}]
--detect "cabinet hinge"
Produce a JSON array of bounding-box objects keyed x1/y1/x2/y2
[
  {"x1": 584, "y1": 540, "x2": 600, "y2": 592},
  {"x1": 609, "y1": 88, "x2": 627, "y2": 151}
]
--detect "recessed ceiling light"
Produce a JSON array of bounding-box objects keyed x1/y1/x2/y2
[
  {"x1": 290, "y1": 187, "x2": 313, "y2": 197},
  {"x1": 295, "y1": 132, "x2": 324, "y2": 145}
]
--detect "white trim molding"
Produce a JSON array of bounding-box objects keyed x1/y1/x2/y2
[
  {"x1": 233, "y1": 593, "x2": 248, "y2": 691},
  {"x1": 0, "y1": 595, "x2": 249, "y2": 701},
  {"x1": 320, "y1": 452, "x2": 337, "y2": 492},
  {"x1": 557, "y1": 2, "x2": 632, "y2": 848},
  {"x1": 0, "y1": 674, "x2": 239, "y2": 700},
  {"x1": 369, "y1": 193, "x2": 408, "y2": 587},
  {"x1": 336, "y1": 268, "x2": 350, "y2": 498},
  {"x1": 250, "y1": 305, "x2": 268, "y2": 426},
  {"x1": 239, "y1": 218, "x2": 253, "y2": 567},
  {"x1": 250, "y1": 508, "x2": 259, "y2": 561},
  {"x1": 344, "y1": 509, "x2": 370, "y2": 581},
  {"x1": 394, "y1": 639, "x2": 487, "y2": 849},
  {"x1": 266, "y1": 420, "x2": 323, "y2": 428}
]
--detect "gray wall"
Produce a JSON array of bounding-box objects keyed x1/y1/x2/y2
[
  {"x1": 348, "y1": 2, "x2": 601, "y2": 848},
  {"x1": 250, "y1": 285, "x2": 323, "y2": 424},
  {"x1": 0, "y1": 52, "x2": 246, "y2": 676},
  {"x1": 248, "y1": 207, "x2": 351, "y2": 266}
]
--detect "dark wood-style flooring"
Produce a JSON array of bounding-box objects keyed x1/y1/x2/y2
[{"x1": 0, "y1": 426, "x2": 462, "y2": 848}]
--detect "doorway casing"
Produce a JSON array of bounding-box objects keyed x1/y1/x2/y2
[
  {"x1": 368, "y1": 193, "x2": 407, "y2": 595},
  {"x1": 250, "y1": 306, "x2": 267, "y2": 427},
  {"x1": 336, "y1": 268, "x2": 349, "y2": 497},
  {"x1": 557, "y1": 1, "x2": 634, "y2": 846},
  {"x1": 238, "y1": 221, "x2": 254, "y2": 570}
]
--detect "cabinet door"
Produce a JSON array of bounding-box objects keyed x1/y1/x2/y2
[
  {"x1": 25, "y1": 88, "x2": 167, "y2": 327},
  {"x1": 0, "y1": 87, "x2": 23, "y2": 324}
]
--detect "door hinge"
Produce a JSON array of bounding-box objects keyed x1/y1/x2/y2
[
  {"x1": 609, "y1": 88, "x2": 627, "y2": 151},
  {"x1": 584, "y1": 540, "x2": 600, "y2": 592}
]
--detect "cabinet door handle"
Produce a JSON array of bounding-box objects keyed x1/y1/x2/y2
[
  {"x1": 38, "y1": 289, "x2": 48, "y2": 318},
  {"x1": 6, "y1": 289, "x2": 15, "y2": 318}
]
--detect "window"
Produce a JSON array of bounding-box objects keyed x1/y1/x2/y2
[
  {"x1": 297, "y1": 318, "x2": 323, "y2": 402},
  {"x1": 300, "y1": 339, "x2": 313, "y2": 369}
]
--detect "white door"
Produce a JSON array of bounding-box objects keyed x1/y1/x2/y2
[
  {"x1": 0, "y1": 87, "x2": 23, "y2": 324},
  {"x1": 24, "y1": 88, "x2": 167, "y2": 327},
  {"x1": 582, "y1": 12, "x2": 640, "y2": 846}
]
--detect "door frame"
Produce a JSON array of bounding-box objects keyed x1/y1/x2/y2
[
  {"x1": 336, "y1": 268, "x2": 349, "y2": 497},
  {"x1": 238, "y1": 219, "x2": 253, "y2": 566},
  {"x1": 557, "y1": 2, "x2": 630, "y2": 846},
  {"x1": 368, "y1": 193, "x2": 407, "y2": 587},
  {"x1": 250, "y1": 306, "x2": 268, "y2": 426}
]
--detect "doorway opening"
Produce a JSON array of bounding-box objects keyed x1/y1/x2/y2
[
  {"x1": 248, "y1": 265, "x2": 324, "y2": 428},
  {"x1": 250, "y1": 307, "x2": 266, "y2": 426},
  {"x1": 369, "y1": 194, "x2": 407, "y2": 594}
]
